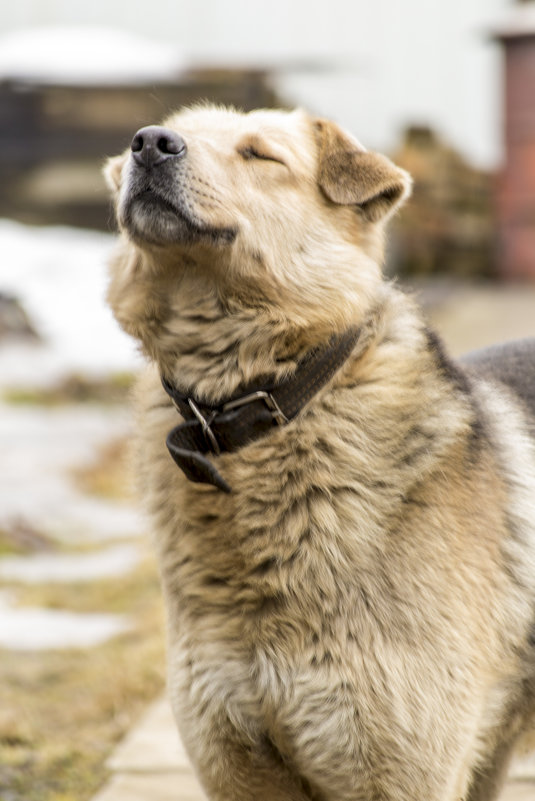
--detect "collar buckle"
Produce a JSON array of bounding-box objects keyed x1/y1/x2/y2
[
  {"x1": 185, "y1": 390, "x2": 288, "y2": 457},
  {"x1": 187, "y1": 398, "x2": 221, "y2": 455},
  {"x1": 222, "y1": 390, "x2": 288, "y2": 426}
]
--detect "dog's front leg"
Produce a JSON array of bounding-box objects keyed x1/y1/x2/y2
[{"x1": 183, "y1": 721, "x2": 313, "y2": 801}]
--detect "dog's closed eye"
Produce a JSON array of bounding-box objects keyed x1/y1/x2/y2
[{"x1": 238, "y1": 140, "x2": 285, "y2": 166}]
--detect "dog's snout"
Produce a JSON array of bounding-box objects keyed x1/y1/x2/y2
[{"x1": 131, "y1": 125, "x2": 187, "y2": 168}]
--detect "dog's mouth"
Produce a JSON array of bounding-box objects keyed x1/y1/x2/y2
[{"x1": 120, "y1": 187, "x2": 238, "y2": 248}]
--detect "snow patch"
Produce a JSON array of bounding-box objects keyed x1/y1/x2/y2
[
  {"x1": 0, "y1": 544, "x2": 141, "y2": 583},
  {"x1": 0, "y1": 219, "x2": 141, "y2": 388},
  {"x1": 492, "y1": 3, "x2": 535, "y2": 38},
  {"x1": 0, "y1": 403, "x2": 142, "y2": 541},
  {"x1": 0, "y1": 592, "x2": 130, "y2": 650},
  {"x1": 0, "y1": 26, "x2": 187, "y2": 85}
]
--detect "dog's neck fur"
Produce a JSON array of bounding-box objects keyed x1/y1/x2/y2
[{"x1": 107, "y1": 239, "x2": 389, "y2": 404}]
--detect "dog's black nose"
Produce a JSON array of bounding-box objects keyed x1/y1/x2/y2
[{"x1": 131, "y1": 126, "x2": 187, "y2": 168}]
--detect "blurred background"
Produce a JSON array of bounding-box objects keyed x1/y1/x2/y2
[{"x1": 1, "y1": 2, "x2": 535, "y2": 801}]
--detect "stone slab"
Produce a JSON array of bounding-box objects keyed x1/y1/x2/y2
[
  {"x1": 414, "y1": 282, "x2": 535, "y2": 358},
  {"x1": 92, "y1": 771, "x2": 206, "y2": 801},
  {"x1": 108, "y1": 697, "x2": 191, "y2": 772},
  {"x1": 499, "y1": 782, "x2": 535, "y2": 801},
  {"x1": 510, "y1": 750, "x2": 535, "y2": 781}
]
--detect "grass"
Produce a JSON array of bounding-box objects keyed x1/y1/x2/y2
[
  {"x1": 0, "y1": 399, "x2": 167, "y2": 801},
  {"x1": 2, "y1": 372, "x2": 134, "y2": 407}
]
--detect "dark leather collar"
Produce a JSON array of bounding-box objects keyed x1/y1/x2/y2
[{"x1": 161, "y1": 327, "x2": 361, "y2": 492}]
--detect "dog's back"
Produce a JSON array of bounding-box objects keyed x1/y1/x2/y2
[{"x1": 462, "y1": 338, "x2": 535, "y2": 429}]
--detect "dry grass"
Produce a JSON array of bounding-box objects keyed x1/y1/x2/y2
[
  {"x1": 0, "y1": 520, "x2": 56, "y2": 555},
  {"x1": 3, "y1": 372, "x2": 134, "y2": 407},
  {"x1": 72, "y1": 437, "x2": 133, "y2": 502},
  {"x1": 0, "y1": 559, "x2": 166, "y2": 801}
]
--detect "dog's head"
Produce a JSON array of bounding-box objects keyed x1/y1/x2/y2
[
  {"x1": 106, "y1": 104, "x2": 410, "y2": 246},
  {"x1": 105, "y1": 105, "x2": 411, "y2": 368}
]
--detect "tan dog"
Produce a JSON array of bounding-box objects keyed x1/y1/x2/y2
[{"x1": 105, "y1": 105, "x2": 535, "y2": 801}]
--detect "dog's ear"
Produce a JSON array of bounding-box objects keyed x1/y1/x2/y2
[
  {"x1": 103, "y1": 154, "x2": 126, "y2": 195},
  {"x1": 315, "y1": 119, "x2": 411, "y2": 223}
]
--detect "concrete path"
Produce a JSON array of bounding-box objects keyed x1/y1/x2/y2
[
  {"x1": 92, "y1": 696, "x2": 206, "y2": 801},
  {"x1": 92, "y1": 280, "x2": 535, "y2": 801}
]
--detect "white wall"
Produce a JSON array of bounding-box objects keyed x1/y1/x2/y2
[{"x1": 0, "y1": 0, "x2": 513, "y2": 167}]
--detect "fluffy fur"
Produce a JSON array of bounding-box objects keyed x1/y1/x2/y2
[{"x1": 105, "y1": 104, "x2": 535, "y2": 801}]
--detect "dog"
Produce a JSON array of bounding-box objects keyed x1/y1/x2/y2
[{"x1": 105, "y1": 104, "x2": 535, "y2": 801}]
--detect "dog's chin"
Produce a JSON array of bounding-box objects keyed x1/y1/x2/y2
[{"x1": 119, "y1": 191, "x2": 238, "y2": 248}]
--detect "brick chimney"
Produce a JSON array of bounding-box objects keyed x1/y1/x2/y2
[{"x1": 494, "y1": 1, "x2": 535, "y2": 279}]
